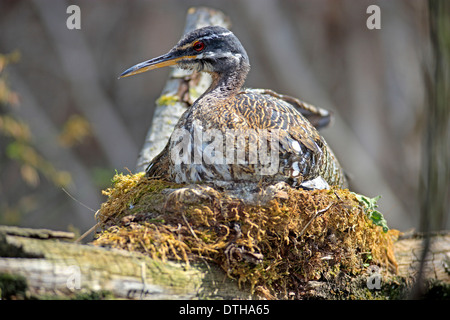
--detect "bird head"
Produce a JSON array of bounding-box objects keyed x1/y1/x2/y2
[{"x1": 119, "y1": 26, "x2": 249, "y2": 78}]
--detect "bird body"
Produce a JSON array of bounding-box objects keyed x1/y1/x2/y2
[{"x1": 120, "y1": 26, "x2": 347, "y2": 189}]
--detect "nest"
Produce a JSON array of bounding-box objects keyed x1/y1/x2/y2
[{"x1": 93, "y1": 172, "x2": 399, "y2": 299}]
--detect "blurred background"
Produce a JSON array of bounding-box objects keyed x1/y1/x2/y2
[{"x1": 0, "y1": 0, "x2": 446, "y2": 233}]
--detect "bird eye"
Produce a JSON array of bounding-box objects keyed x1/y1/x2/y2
[{"x1": 193, "y1": 41, "x2": 205, "y2": 52}]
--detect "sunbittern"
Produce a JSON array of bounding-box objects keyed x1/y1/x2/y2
[{"x1": 120, "y1": 26, "x2": 347, "y2": 189}]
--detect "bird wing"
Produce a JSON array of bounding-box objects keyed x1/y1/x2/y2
[
  {"x1": 146, "y1": 90, "x2": 347, "y2": 188},
  {"x1": 240, "y1": 88, "x2": 332, "y2": 130},
  {"x1": 232, "y1": 91, "x2": 346, "y2": 186},
  {"x1": 233, "y1": 91, "x2": 324, "y2": 155}
]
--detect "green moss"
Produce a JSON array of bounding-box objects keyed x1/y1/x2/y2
[
  {"x1": 93, "y1": 173, "x2": 399, "y2": 299},
  {"x1": 0, "y1": 273, "x2": 28, "y2": 299},
  {"x1": 189, "y1": 87, "x2": 203, "y2": 101},
  {"x1": 156, "y1": 94, "x2": 179, "y2": 106},
  {"x1": 72, "y1": 290, "x2": 115, "y2": 300},
  {"x1": 96, "y1": 173, "x2": 182, "y2": 225},
  {"x1": 423, "y1": 280, "x2": 450, "y2": 300}
]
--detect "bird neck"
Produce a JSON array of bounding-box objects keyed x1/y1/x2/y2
[{"x1": 200, "y1": 59, "x2": 250, "y2": 103}]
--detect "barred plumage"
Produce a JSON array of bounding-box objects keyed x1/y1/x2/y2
[{"x1": 120, "y1": 26, "x2": 347, "y2": 189}]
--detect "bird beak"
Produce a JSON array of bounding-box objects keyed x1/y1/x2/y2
[{"x1": 119, "y1": 52, "x2": 196, "y2": 78}]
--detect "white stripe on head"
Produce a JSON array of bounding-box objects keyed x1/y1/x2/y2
[
  {"x1": 196, "y1": 51, "x2": 242, "y2": 61},
  {"x1": 198, "y1": 31, "x2": 233, "y2": 42}
]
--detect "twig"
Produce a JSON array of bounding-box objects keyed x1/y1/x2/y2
[
  {"x1": 75, "y1": 221, "x2": 100, "y2": 243},
  {"x1": 181, "y1": 212, "x2": 200, "y2": 241},
  {"x1": 62, "y1": 187, "x2": 96, "y2": 213},
  {"x1": 298, "y1": 203, "x2": 334, "y2": 237}
]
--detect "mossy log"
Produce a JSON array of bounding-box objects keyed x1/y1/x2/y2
[
  {"x1": 0, "y1": 224, "x2": 448, "y2": 299},
  {"x1": 91, "y1": 174, "x2": 404, "y2": 298},
  {"x1": 0, "y1": 225, "x2": 252, "y2": 299},
  {"x1": 0, "y1": 176, "x2": 448, "y2": 300}
]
